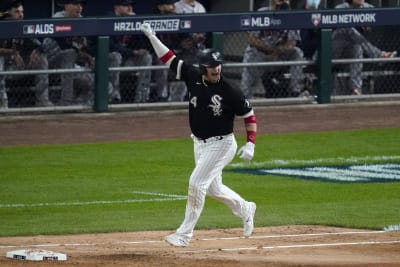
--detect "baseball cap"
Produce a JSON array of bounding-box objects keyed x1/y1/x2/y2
[
  {"x1": 114, "y1": 0, "x2": 134, "y2": 6},
  {"x1": 199, "y1": 49, "x2": 222, "y2": 68},
  {"x1": 157, "y1": 0, "x2": 178, "y2": 5},
  {"x1": 57, "y1": 0, "x2": 86, "y2": 6},
  {"x1": 1, "y1": 0, "x2": 23, "y2": 11}
]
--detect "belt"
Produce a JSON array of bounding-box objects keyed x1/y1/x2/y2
[
  {"x1": 198, "y1": 136, "x2": 224, "y2": 143},
  {"x1": 193, "y1": 134, "x2": 231, "y2": 143}
]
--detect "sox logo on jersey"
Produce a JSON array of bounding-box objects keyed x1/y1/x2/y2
[{"x1": 209, "y1": 94, "x2": 223, "y2": 116}]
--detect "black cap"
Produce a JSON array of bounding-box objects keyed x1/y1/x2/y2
[
  {"x1": 57, "y1": 0, "x2": 86, "y2": 6},
  {"x1": 1, "y1": 0, "x2": 23, "y2": 11},
  {"x1": 157, "y1": 0, "x2": 178, "y2": 5},
  {"x1": 114, "y1": 0, "x2": 134, "y2": 5},
  {"x1": 199, "y1": 49, "x2": 222, "y2": 68}
]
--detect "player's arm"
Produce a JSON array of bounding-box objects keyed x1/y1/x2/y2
[
  {"x1": 243, "y1": 110, "x2": 257, "y2": 144},
  {"x1": 140, "y1": 23, "x2": 175, "y2": 65},
  {"x1": 237, "y1": 110, "x2": 257, "y2": 161},
  {"x1": 140, "y1": 23, "x2": 187, "y2": 80}
]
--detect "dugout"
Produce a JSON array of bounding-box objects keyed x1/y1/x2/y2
[{"x1": 1, "y1": 3, "x2": 400, "y2": 111}]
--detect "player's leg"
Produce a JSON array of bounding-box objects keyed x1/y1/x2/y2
[
  {"x1": 207, "y1": 166, "x2": 256, "y2": 236},
  {"x1": 166, "y1": 135, "x2": 236, "y2": 246}
]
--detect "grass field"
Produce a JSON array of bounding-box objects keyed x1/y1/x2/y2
[{"x1": 1, "y1": 128, "x2": 399, "y2": 237}]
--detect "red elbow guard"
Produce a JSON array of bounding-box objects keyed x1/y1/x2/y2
[
  {"x1": 160, "y1": 50, "x2": 175, "y2": 64},
  {"x1": 244, "y1": 115, "x2": 256, "y2": 124}
]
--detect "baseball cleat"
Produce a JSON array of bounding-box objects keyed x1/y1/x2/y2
[
  {"x1": 165, "y1": 233, "x2": 190, "y2": 247},
  {"x1": 243, "y1": 202, "x2": 256, "y2": 237}
]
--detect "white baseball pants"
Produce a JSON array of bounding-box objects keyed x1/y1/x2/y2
[{"x1": 176, "y1": 133, "x2": 250, "y2": 239}]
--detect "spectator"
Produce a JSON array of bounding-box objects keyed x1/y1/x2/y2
[
  {"x1": 152, "y1": 0, "x2": 187, "y2": 102},
  {"x1": 298, "y1": 0, "x2": 322, "y2": 95},
  {"x1": 332, "y1": 0, "x2": 397, "y2": 95},
  {"x1": 299, "y1": 0, "x2": 321, "y2": 60},
  {"x1": 240, "y1": 0, "x2": 306, "y2": 99},
  {"x1": 0, "y1": 0, "x2": 53, "y2": 109},
  {"x1": 43, "y1": 0, "x2": 120, "y2": 105},
  {"x1": 174, "y1": 0, "x2": 207, "y2": 66},
  {"x1": 174, "y1": 0, "x2": 206, "y2": 13},
  {"x1": 42, "y1": 0, "x2": 93, "y2": 105},
  {"x1": 110, "y1": 0, "x2": 152, "y2": 103}
]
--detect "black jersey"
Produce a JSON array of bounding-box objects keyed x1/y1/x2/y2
[{"x1": 170, "y1": 57, "x2": 253, "y2": 139}]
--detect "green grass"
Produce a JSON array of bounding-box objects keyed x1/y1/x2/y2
[{"x1": 0, "y1": 128, "x2": 399, "y2": 237}]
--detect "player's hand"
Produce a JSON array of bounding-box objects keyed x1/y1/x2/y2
[
  {"x1": 140, "y1": 23, "x2": 155, "y2": 38},
  {"x1": 237, "y1": 142, "x2": 255, "y2": 161}
]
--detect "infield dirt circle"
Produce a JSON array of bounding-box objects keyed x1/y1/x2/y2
[{"x1": 0, "y1": 102, "x2": 399, "y2": 266}]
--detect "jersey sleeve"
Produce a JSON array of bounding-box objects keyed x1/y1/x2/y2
[
  {"x1": 227, "y1": 82, "x2": 253, "y2": 117},
  {"x1": 169, "y1": 57, "x2": 198, "y2": 82}
]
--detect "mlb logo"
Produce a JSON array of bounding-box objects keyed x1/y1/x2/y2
[
  {"x1": 181, "y1": 20, "x2": 191, "y2": 29},
  {"x1": 241, "y1": 18, "x2": 251, "y2": 27},
  {"x1": 23, "y1": 25, "x2": 35, "y2": 34},
  {"x1": 311, "y1": 13, "x2": 321, "y2": 26}
]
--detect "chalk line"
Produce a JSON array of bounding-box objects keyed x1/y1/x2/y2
[{"x1": 0, "y1": 191, "x2": 187, "y2": 208}]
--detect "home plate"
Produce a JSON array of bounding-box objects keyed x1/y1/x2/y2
[{"x1": 6, "y1": 249, "x2": 67, "y2": 261}]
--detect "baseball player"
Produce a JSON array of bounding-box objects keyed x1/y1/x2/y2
[{"x1": 140, "y1": 23, "x2": 257, "y2": 247}]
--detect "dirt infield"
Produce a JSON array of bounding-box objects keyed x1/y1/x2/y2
[
  {"x1": 1, "y1": 226, "x2": 399, "y2": 267},
  {"x1": 0, "y1": 101, "x2": 400, "y2": 266}
]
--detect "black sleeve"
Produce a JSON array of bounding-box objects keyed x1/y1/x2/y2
[
  {"x1": 228, "y1": 83, "x2": 253, "y2": 116},
  {"x1": 169, "y1": 56, "x2": 199, "y2": 82}
]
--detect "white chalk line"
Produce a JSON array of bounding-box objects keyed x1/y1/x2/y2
[
  {"x1": 200, "y1": 230, "x2": 386, "y2": 241},
  {"x1": 0, "y1": 191, "x2": 187, "y2": 208},
  {"x1": 180, "y1": 240, "x2": 400, "y2": 254},
  {"x1": 0, "y1": 230, "x2": 394, "y2": 250},
  {"x1": 230, "y1": 155, "x2": 400, "y2": 168}
]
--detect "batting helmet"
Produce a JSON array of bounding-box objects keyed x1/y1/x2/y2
[{"x1": 199, "y1": 49, "x2": 222, "y2": 74}]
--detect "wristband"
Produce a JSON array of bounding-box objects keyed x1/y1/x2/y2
[{"x1": 246, "y1": 130, "x2": 256, "y2": 144}]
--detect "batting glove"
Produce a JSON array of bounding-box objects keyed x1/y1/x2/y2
[
  {"x1": 139, "y1": 23, "x2": 156, "y2": 38},
  {"x1": 237, "y1": 142, "x2": 255, "y2": 161}
]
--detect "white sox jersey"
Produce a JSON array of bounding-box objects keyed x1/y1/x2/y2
[{"x1": 169, "y1": 58, "x2": 253, "y2": 139}]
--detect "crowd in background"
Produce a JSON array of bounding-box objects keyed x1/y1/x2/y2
[{"x1": 0, "y1": 0, "x2": 399, "y2": 109}]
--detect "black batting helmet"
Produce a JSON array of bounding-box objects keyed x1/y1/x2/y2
[{"x1": 199, "y1": 49, "x2": 222, "y2": 74}]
